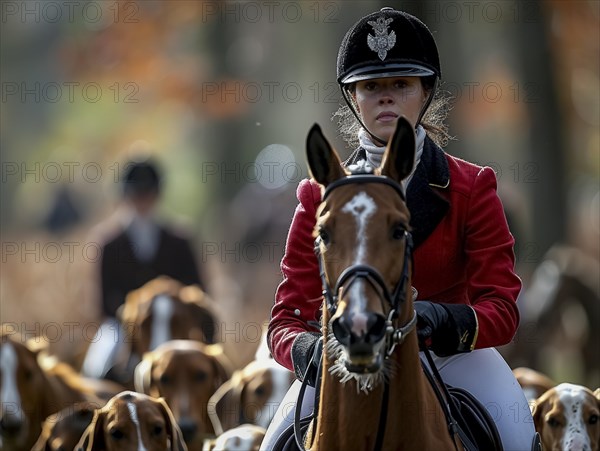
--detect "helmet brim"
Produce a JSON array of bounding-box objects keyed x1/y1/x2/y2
[{"x1": 340, "y1": 63, "x2": 435, "y2": 84}]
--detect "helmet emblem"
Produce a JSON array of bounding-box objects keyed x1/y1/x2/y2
[{"x1": 367, "y1": 17, "x2": 396, "y2": 61}]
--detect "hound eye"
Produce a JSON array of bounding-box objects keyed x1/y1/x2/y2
[
  {"x1": 153, "y1": 424, "x2": 163, "y2": 436},
  {"x1": 110, "y1": 428, "x2": 124, "y2": 440},
  {"x1": 194, "y1": 371, "x2": 206, "y2": 382},
  {"x1": 392, "y1": 226, "x2": 406, "y2": 240},
  {"x1": 589, "y1": 414, "x2": 599, "y2": 425},
  {"x1": 546, "y1": 417, "x2": 561, "y2": 428},
  {"x1": 23, "y1": 369, "x2": 33, "y2": 381},
  {"x1": 159, "y1": 375, "x2": 170, "y2": 385},
  {"x1": 254, "y1": 386, "x2": 266, "y2": 397}
]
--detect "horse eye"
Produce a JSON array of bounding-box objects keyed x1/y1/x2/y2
[
  {"x1": 153, "y1": 424, "x2": 163, "y2": 436},
  {"x1": 589, "y1": 414, "x2": 599, "y2": 425},
  {"x1": 159, "y1": 375, "x2": 170, "y2": 385},
  {"x1": 110, "y1": 428, "x2": 124, "y2": 440},
  {"x1": 319, "y1": 229, "x2": 330, "y2": 246},
  {"x1": 392, "y1": 226, "x2": 406, "y2": 240}
]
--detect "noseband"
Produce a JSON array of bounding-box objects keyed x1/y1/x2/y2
[{"x1": 314, "y1": 174, "x2": 417, "y2": 355}]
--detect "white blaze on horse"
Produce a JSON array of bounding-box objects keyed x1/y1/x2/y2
[{"x1": 295, "y1": 118, "x2": 465, "y2": 450}]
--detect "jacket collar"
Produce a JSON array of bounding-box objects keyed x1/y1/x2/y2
[
  {"x1": 344, "y1": 136, "x2": 450, "y2": 248},
  {"x1": 406, "y1": 137, "x2": 450, "y2": 248}
]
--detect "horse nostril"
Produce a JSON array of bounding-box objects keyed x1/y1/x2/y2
[
  {"x1": 0, "y1": 415, "x2": 23, "y2": 436},
  {"x1": 332, "y1": 313, "x2": 386, "y2": 347},
  {"x1": 365, "y1": 314, "x2": 387, "y2": 344},
  {"x1": 332, "y1": 317, "x2": 352, "y2": 346},
  {"x1": 178, "y1": 418, "x2": 197, "y2": 441}
]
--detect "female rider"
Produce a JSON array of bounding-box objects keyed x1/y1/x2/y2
[{"x1": 263, "y1": 8, "x2": 538, "y2": 450}]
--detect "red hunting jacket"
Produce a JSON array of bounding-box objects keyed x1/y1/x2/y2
[{"x1": 268, "y1": 137, "x2": 521, "y2": 372}]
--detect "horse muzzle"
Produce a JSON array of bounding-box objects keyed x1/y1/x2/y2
[{"x1": 331, "y1": 312, "x2": 387, "y2": 373}]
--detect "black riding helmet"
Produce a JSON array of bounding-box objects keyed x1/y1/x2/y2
[
  {"x1": 337, "y1": 7, "x2": 441, "y2": 144},
  {"x1": 122, "y1": 159, "x2": 162, "y2": 198}
]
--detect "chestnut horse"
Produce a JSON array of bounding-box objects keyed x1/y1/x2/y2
[{"x1": 300, "y1": 118, "x2": 463, "y2": 450}]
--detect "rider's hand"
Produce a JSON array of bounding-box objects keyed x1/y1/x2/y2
[
  {"x1": 291, "y1": 332, "x2": 323, "y2": 387},
  {"x1": 413, "y1": 301, "x2": 478, "y2": 356}
]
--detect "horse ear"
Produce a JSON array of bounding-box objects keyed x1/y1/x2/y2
[
  {"x1": 380, "y1": 117, "x2": 415, "y2": 182},
  {"x1": 306, "y1": 123, "x2": 345, "y2": 187}
]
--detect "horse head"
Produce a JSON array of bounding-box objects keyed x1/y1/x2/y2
[{"x1": 307, "y1": 117, "x2": 416, "y2": 392}]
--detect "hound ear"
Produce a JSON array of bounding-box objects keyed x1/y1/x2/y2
[
  {"x1": 30, "y1": 420, "x2": 52, "y2": 451},
  {"x1": 306, "y1": 123, "x2": 346, "y2": 187},
  {"x1": 156, "y1": 398, "x2": 186, "y2": 451},
  {"x1": 209, "y1": 377, "x2": 243, "y2": 435},
  {"x1": 380, "y1": 117, "x2": 415, "y2": 183},
  {"x1": 531, "y1": 392, "x2": 548, "y2": 432},
  {"x1": 77, "y1": 409, "x2": 106, "y2": 451},
  {"x1": 204, "y1": 344, "x2": 233, "y2": 391},
  {"x1": 134, "y1": 355, "x2": 153, "y2": 394}
]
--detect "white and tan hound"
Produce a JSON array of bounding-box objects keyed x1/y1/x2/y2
[
  {"x1": 0, "y1": 331, "x2": 120, "y2": 451},
  {"x1": 208, "y1": 359, "x2": 295, "y2": 435},
  {"x1": 31, "y1": 403, "x2": 96, "y2": 451},
  {"x1": 533, "y1": 383, "x2": 600, "y2": 451},
  {"x1": 202, "y1": 424, "x2": 266, "y2": 451},
  {"x1": 76, "y1": 391, "x2": 186, "y2": 451},
  {"x1": 134, "y1": 340, "x2": 232, "y2": 450}
]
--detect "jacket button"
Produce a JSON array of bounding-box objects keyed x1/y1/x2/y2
[{"x1": 294, "y1": 309, "x2": 301, "y2": 316}]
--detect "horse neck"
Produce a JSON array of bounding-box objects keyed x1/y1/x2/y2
[{"x1": 311, "y1": 315, "x2": 453, "y2": 450}]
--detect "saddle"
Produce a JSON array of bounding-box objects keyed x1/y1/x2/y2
[
  {"x1": 421, "y1": 348, "x2": 503, "y2": 451},
  {"x1": 272, "y1": 350, "x2": 504, "y2": 451}
]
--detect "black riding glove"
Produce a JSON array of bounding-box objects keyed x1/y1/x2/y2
[
  {"x1": 413, "y1": 301, "x2": 478, "y2": 357},
  {"x1": 291, "y1": 332, "x2": 323, "y2": 386}
]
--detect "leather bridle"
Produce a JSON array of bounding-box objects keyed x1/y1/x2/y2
[{"x1": 315, "y1": 174, "x2": 417, "y2": 355}]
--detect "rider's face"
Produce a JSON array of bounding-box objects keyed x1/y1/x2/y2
[{"x1": 353, "y1": 76, "x2": 427, "y2": 142}]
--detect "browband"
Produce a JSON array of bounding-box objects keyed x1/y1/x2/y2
[{"x1": 323, "y1": 175, "x2": 405, "y2": 201}]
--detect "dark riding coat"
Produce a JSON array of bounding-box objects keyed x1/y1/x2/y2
[
  {"x1": 100, "y1": 225, "x2": 202, "y2": 318},
  {"x1": 268, "y1": 136, "x2": 521, "y2": 372}
]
